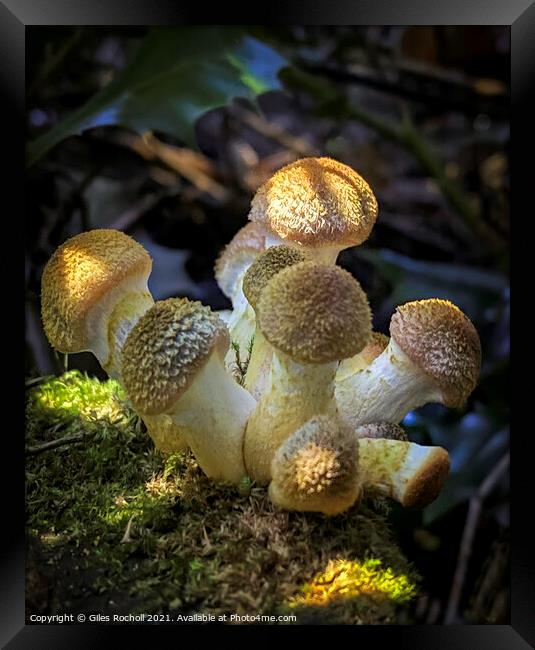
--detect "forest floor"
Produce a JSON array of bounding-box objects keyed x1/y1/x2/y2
[{"x1": 26, "y1": 370, "x2": 419, "y2": 625}]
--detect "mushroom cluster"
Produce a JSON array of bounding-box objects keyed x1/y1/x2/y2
[{"x1": 40, "y1": 156, "x2": 481, "y2": 516}]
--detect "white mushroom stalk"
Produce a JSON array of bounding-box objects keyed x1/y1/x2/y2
[
  {"x1": 335, "y1": 299, "x2": 481, "y2": 428},
  {"x1": 357, "y1": 438, "x2": 450, "y2": 508},
  {"x1": 269, "y1": 415, "x2": 450, "y2": 515},
  {"x1": 214, "y1": 223, "x2": 266, "y2": 368},
  {"x1": 40, "y1": 229, "x2": 188, "y2": 453},
  {"x1": 243, "y1": 261, "x2": 372, "y2": 485},
  {"x1": 335, "y1": 332, "x2": 389, "y2": 383},
  {"x1": 242, "y1": 245, "x2": 307, "y2": 399},
  {"x1": 248, "y1": 156, "x2": 378, "y2": 265},
  {"x1": 121, "y1": 298, "x2": 256, "y2": 484}
]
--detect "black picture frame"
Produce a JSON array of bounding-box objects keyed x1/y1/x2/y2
[{"x1": 7, "y1": 2, "x2": 528, "y2": 647}]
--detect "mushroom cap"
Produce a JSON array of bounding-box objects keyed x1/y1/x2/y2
[
  {"x1": 214, "y1": 222, "x2": 266, "y2": 298},
  {"x1": 354, "y1": 422, "x2": 408, "y2": 442},
  {"x1": 248, "y1": 157, "x2": 378, "y2": 248},
  {"x1": 402, "y1": 447, "x2": 450, "y2": 509},
  {"x1": 361, "y1": 332, "x2": 389, "y2": 364},
  {"x1": 121, "y1": 298, "x2": 229, "y2": 415},
  {"x1": 270, "y1": 415, "x2": 360, "y2": 513},
  {"x1": 390, "y1": 299, "x2": 481, "y2": 407},
  {"x1": 242, "y1": 245, "x2": 306, "y2": 311},
  {"x1": 41, "y1": 229, "x2": 152, "y2": 353},
  {"x1": 257, "y1": 261, "x2": 372, "y2": 364}
]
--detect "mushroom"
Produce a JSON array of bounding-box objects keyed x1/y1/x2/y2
[
  {"x1": 268, "y1": 415, "x2": 361, "y2": 516},
  {"x1": 336, "y1": 332, "x2": 389, "y2": 382},
  {"x1": 243, "y1": 261, "x2": 372, "y2": 484},
  {"x1": 41, "y1": 229, "x2": 154, "y2": 380},
  {"x1": 269, "y1": 415, "x2": 450, "y2": 514},
  {"x1": 248, "y1": 157, "x2": 378, "y2": 263},
  {"x1": 214, "y1": 222, "x2": 266, "y2": 366},
  {"x1": 242, "y1": 245, "x2": 307, "y2": 399},
  {"x1": 357, "y1": 436, "x2": 450, "y2": 508},
  {"x1": 121, "y1": 298, "x2": 257, "y2": 483},
  {"x1": 335, "y1": 299, "x2": 481, "y2": 428},
  {"x1": 40, "y1": 229, "x2": 189, "y2": 453}
]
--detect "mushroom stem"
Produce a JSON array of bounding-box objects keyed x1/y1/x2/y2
[
  {"x1": 358, "y1": 438, "x2": 450, "y2": 508},
  {"x1": 335, "y1": 338, "x2": 441, "y2": 427},
  {"x1": 243, "y1": 326, "x2": 272, "y2": 399},
  {"x1": 168, "y1": 351, "x2": 256, "y2": 483},
  {"x1": 244, "y1": 351, "x2": 338, "y2": 484},
  {"x1": 336, "y1": 332, "x2": 389, "y2": 383},
  {"x1": 268, "y1": 415, "x2": 449, "y2": 514},
  {"x1": 96, "y1": 290, "x2": 154, "y2": 379},
  {"x1": 225, "y1": 298, "x2": 255, "y2": 365}
]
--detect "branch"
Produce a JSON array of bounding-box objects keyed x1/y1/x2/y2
[
  {"x1": 444, "y1": 453, "x2": 509, "y2": 624},
  {"x1": 283, "y1": 67, "x2": 504, "y2": 251},
  {"x1": 344, "y1": 104, "x2": 501, "y2": 248},
  {"x1": 26, "y1": 431, "x2": 91, "y2": 456}
]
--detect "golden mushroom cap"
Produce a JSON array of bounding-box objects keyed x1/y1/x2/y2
[
  {"x1": 257, "y1": 261, "x2": 372, "y2": 364},
  {"x1": 121, "y1": 298, "x2": 229, "y2": 415},
  {"x1": 214, "y1": 222, "x2": 266, "y2": 298},
  {"x1": 242, "y1": 245, "x2": 306, "y2": 311},
  {"x1": 270, "y1": 415, "x2": 359, "y2": 511},
  {"x1": 248, "y1": 157, "x2": 378, "y2": 248},
  {"x1": 390, "y1": 299, "x2": 482, "y2": 408},
  {"x1": 41, "y1": 229, "x2": 152, "y2": 353}
]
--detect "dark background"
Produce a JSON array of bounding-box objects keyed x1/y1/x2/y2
[{"x1": 25, "y1": 26, "x2": 510, "y2": 625}]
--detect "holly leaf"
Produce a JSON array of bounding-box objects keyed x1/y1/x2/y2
[{"x1": 27, "y1": 27, "x2": 287, "y2": 166}]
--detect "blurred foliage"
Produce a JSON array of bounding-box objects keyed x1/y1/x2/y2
[
  {"x1": 27, "y1": 27, "x2": 287, "y2": 165},
  {"x1": 25, "y1": 26, "x2": 509, "y2": 625}
]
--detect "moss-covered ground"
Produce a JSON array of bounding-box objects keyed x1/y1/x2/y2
[{"x1": 26, "y1": 370, "x2": 419, "y2": 624}]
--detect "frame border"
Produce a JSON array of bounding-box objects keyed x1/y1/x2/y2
[{"x1": 10, "y1": 2, "x2": 528, "y2": 646}]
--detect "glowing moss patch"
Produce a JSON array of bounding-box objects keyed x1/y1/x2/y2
[
  {"x1": 288, "y1": 558, "x2": 417, "y2": 609},
  {"x1": 27, "y1": 370, "x2": 127, "y2": 428}
]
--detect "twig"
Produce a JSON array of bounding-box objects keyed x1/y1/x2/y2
[
  {"x1": 120, "y1": 515, "x2": 136, "y2": 544},
  {"x1": 28, "y1": 29, "x2": 83, "y2": 99},
  {"x1": 25, "y1": 375, "x2": 56, "y2": 389},
  {"x1": 108, "y1": 186, "x2": 179, "y2": 232},
  {"x1": 142, "y1": 132, "x2": 231, "y2": 202},
  {"x1": 444, "y1": 453, "x2": 509, "y2": 624},
  {"x1": 345, "y1": 104, "x2": 501, "y2": 248},
  {"x1": 299, "y1": 60, "x2": 509, "y2": 120},
  {"x1": 229, "y1": 104, "x2": 319, "y2": 157},
  {"x1": 26, "y1": 431, "x2": 89, "y2": 456},
  {"x1": 285, "y1": 68, "x2": 503, "y2": 250}
]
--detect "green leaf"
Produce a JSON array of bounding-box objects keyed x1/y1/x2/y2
[{"x1": 27, "y1": 28, "x2": 287, "y2": 166}]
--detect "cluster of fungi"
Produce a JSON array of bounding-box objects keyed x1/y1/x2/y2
[{"x1": 40, "y1": 157, "x2": 482, "y2": 516}]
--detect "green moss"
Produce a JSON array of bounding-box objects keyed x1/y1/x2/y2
[{"x1": 26, "y1": 370, "x2": 419, "y2": 624}]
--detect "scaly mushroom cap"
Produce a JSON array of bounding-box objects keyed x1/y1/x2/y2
[
  {"x1": 354, "y1": 422, "x2": 408, "y2": 441},
  {"x1": 390, "y1": 299, "x2": 481, "y2": 408},
  {"x1": 214, "y1": 222, "x2": 266, "y2": 298},
  {"x1": 121, "y1": 298, "x2": 229, "y2": 415},
  {"x1": 249, "y1": 157, "x2": 378, "y2": 248},
  {"x1": 242, "y1": 245, "x2": 306, "y2": 311},
  {"x1": 257, "y1": 261, "x2": 372, "y2": 364},
  {"x1": 270, "y1": 415, "x2": 360, "y2": 513},
  {"x1": 41, "y1": 229, "x2": 152, "y2": 353}
]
